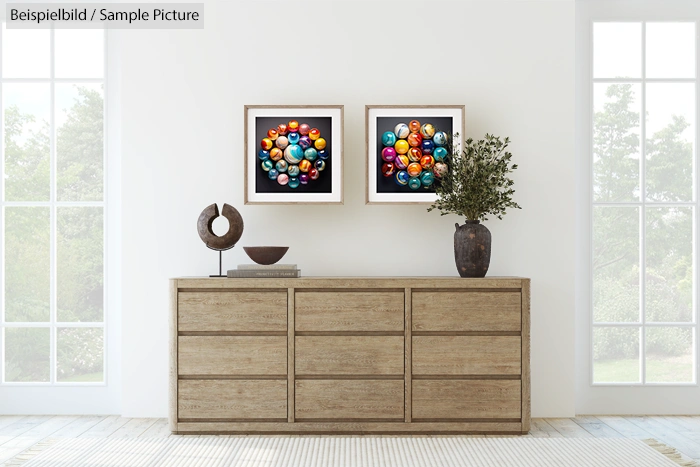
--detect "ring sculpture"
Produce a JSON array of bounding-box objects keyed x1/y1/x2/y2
[{"x1": 197, "y1": 203, "x2": 244, "y2": 276}]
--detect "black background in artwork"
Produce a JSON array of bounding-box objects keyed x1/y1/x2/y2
[
  {"x1": 375, "y1": 116, "x2": 453, "y2": 194},
  {"x1": 255, "y1": 116, "x2": 333, "y2": 194}
]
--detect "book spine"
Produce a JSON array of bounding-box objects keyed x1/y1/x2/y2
[
  {"x1": 237, "y1": 264, "x2": 298, "y2": 270},
  {"x1": 227, "y1": 270, "x2": 301, "y2": 278}
]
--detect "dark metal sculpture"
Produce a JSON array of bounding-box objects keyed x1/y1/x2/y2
[{"x1": 197, "y1": 203, "x2": 244, "y2": 277}]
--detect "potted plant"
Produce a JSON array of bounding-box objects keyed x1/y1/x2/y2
[{"x1": 428, "y1": 134, "x2": 521, "y2": 277}]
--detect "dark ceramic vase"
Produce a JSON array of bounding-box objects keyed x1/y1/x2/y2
[{"x1": 454, "y1": 220, "x2": 492, "y2": 278}]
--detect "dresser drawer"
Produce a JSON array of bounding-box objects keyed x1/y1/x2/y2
[
  {"x1": 412, "y1": 380, "x2": 521, "y2": 419},
  {"x1": 295, "y1": 380, "x2": 404, "y2": 420},
  {"x1": 295, "y1": 292, "x2": 404, "y2": 332},
  {"x1": 178, "y1": 380, "x2": 287, "y2": 420},
  {"x1": 178, "y1": 291, "x2": 287, "y2": 332},
  {"x1": 413, "y1": 336, "x2": 521, "y2": 375},
  {"x1": 295, "y1": 336, "x2": 404, "y2": 375},
  {"x1": 412, "y1": 291, "x2": 521, "y2": 332},
  {"x1": 178, "y1": 336, "x2": 286, "y2": 375}
]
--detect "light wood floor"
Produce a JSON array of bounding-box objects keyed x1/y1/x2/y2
[{"x1": 0, "y1": 416, "x2": 699, "y2": 464}]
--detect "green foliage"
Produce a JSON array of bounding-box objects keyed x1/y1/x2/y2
[{"x1": 428, "y1": 134, "x2": 521, "y2": 222}]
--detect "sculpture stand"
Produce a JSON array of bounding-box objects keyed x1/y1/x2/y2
[{"x1": 208, "y1": 245, "x2": 233, "y2": 278}]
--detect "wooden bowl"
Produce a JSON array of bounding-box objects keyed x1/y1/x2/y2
[{"x1": 243, "y1": 246, "x2": 289, "y2": 265}]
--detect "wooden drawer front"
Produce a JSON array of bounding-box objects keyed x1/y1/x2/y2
[
  {"x1": 178, "y1": 380, "x2": 287, "y2": 420},
  {"x1": 412, "y1": 291, "x2": 521, "y2": 332},
  {"x1": 295, "y1": 380, "x2": 404, "y2": 420},
  {"x1": 413, "y1": 336, "x2": 521, "y2": 375},
  {"x1": 178, "y1": 291, "x2": 287, "y2": 332},
  {"x1": 412, "y1": 380, "x2": 521, "y2": 419},
  {"x1": 295, "y1": 336, "x2": 404, "y2": 375},
  {"x1": 295, "y1": 292, "x2": 404, "y2": 332},
  {"x1": 178, "y1": 336, "x2": 286, "y2": 375}
]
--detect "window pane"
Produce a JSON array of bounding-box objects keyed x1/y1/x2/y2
[
  {"x1": 1, "y1": 25, "x2": 50, "y2": 78},
  {"x1": 646, "y1": 83, "x2": 695, "y2": 202},
  {"x1": 4, "y1": 207, "x2": 50, "y2": 322},
  {"x1": 594, "y1": 23, "x2": 642, "y2": 79},
  {"x1": 593, "y1": 207, "x2": 640, "y2": 322},
  {"x1": 57, "y1": 207, "x2": 104, "y2": 322},
  {"x1": 593, "y1": 327, "x2": 640, "y2": 383},
  {"x1": 645, "y1": 207, "x2": 693, "y2": 323},
  {"x1": 56, "y1": 84, "x2": 104, "y2": 201},
  {"x1": 646, "y1": 327, "x2": 694, "y2": 383},
  {"x1": 57, "y1": 327, "x2": 104, "y2": 382},
  {"x1": 593, "y1": 83, "x2": 641, "y2": 202},
  {"x1": 55, "y1": 30, "x2": 104, "y2": 79},
  {"x1": 646, "y1": 23, "x2": 695, "y2": 79},
  {"x1": 3, "y1": 83, "x2": 51, "y2": 201},
  {"x1": 4, "y1": 327, "x2": 50, "y2": 382}
]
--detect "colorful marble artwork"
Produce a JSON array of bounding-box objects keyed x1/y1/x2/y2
[
  {"x1": 382, "y1": 162, "x2": 396, "y2": 177},
  {"x1": 299, "y1": 123, "x2": 310, "y2": 136},
  {"x1": 270, "y1": 147, "x2": 283, "y2": 161},
  {"x1": 395, "y1": 170, "x2": 410, "y2": 185},
  {"x1": 394, "y1": 123, "x2": 410, "y2": 139},
  {"x1": 433, "y1": 162, "x2": 448, "y2": 178},
  {"x1": 277, "y1": 173, "x2": 289, "y2": 185}
]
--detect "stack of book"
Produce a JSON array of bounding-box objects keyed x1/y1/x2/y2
[{"x1": 227, "y1": 264, "x2": 301, "y2": 278}]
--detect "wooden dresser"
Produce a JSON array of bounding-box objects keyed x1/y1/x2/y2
[{"x1": 170, "y1": 277, "x2": 530, "y2": 434}]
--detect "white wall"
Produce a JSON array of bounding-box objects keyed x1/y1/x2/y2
[{"x1": 120, "y1": 0, "x2": 575, "y2": 417}]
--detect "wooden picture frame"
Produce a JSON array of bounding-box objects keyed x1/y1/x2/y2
[
  {"x1": 244, "y1": 105, "x2": 344, "y2": 204},
  {"x1": 365, "y1": 105, "x2": 465, "y2": 204}
]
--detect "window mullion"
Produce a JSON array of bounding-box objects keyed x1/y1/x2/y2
[
  {"x1": 640, "y1": 21, "x2": 647, "y2": 385},
  {"x1": 49, "y1": 27, "x2": 56, "y2": 385}
]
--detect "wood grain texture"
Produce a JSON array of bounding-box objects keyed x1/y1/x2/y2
[
  {"x1": 295, "y1": 380, "x2": 404, "y2": 419},
  {"x1": 175, "y1": 421, "x2": 522, "y2": 434},
  {"x1": 412, "y1": 380, "x2": 521, "y2": 419},
  {"x1": 178, "y1": 380, "x2": 287, "y2": 419},
  {"x1": 412, "y1": 291, "x2": 521, "y2": 332},
  {"x1": 178, "y1": 336, "x2": 286, "y2": 375},
  {"x1": 169, "y1": 281, "x2": 178, "y2": 431},
  {"x1": 295, "y1": 291, "x2": 404, "y2": 331},
  {"x1": 521, "y1": 278, "x2": 531, "y2": 433},
  {"x1": 405, "y1": 287, "x2": 412, "y2": 423},
  {"x1": 296, "y1": 336, "x2": 404, "y2": 375},
  {"x1": 412, "y1": 336, "x2": 521, "y2": 375},
  {"x1": 287, "y1": 288, "x2": 295, "y2": 423},
  {"x1": 178, "y1": 291, "x2": 287, "y2": 332}
]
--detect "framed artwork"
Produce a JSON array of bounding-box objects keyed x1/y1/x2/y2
[
  {"x1": 244, "y1": 105, "x2": 344, "y2": 204},
  {"x1": 365, "y1": 105, "x2": 465, "y2": 204}
]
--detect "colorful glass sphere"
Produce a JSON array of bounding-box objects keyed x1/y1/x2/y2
[
  {"x1": 318, "y1": 149, "x2": 329, "y2": 160},
  {"x1": 268, "y1": 168, "x2": 279, "y2": 180},
  {"x1": 420, "y1": 155, "x2": 435, "y2": 170},
  {"x1": 298, "y1": 136, "x2": 312, "y2": 150},
  {"x1": 261, "y1": 159, "x2": 274, "y2": 171},
  {"x1": 299, "y1": 123, "x2": 310, "y2": 136},
  {"x1": 299, "y1": 159, "x2": 312, "y2": 172},
  {"x1": 275, "y1": 160, "x2": 288, "y2": 172},
  {"x1": 261, "y1": 138, "x2": 273, "y2": 150},
  {"x1": 420, "y1": 171, "x2": 435, "y2": 187},
  {"x1": 407, "y1": 162, "x2": 422, "y2": 177},
  {"x1": 394, "y1": 154, "x2": 409, "y2": 170},
  {"x1": 382, "y1": 131, "x2": 397, "y2": 147},
  {"x1": 299, "y1": 174, "x2": 310, "y2": 185},
  {"x1": 277, "y1": 123, "x2": 288, "y2": 136},
  {"x1": 276, "y1": 135, "x2": 289, "y2": 150},
  {"x1": 394, "y1": 140, "x2": 409, "y2": 155},
  {"x1": 408, "y1": 147, "x2": 423, "y2": 162},
  {"x1": 277, "y1": 173, "x2": 289, "y2": 185},
  {"x1": 288, "y1": 132, "x2": 300, "y2": 144},
  {"x1": 421, "y1": 140, "x2": 435, "y2": 154},
  {"x1": 309, "y1": 128, "x2": 321, "y2": 140},
  {"x1": 269, "y1": 147, "x2": 284, "y2": 161},
  {"x1": 433, "y1": 131, "x2": 448, "y2": 146},
  {"x1": 288, "y1": 165, "x2": 300, "y2": 177},
  {"x1": 409, "y1": 120, "x2": 421, "y2": 133},
  {"x1": 395, "y1": 170, "x2": 410, "y2": 186},
  {"x1": 433, "y1": 162, "x2": 448, "y2": 178},
  {"x1": 381, "y1": 147, "x2": 397, "y2": 162},
  {"x1": 433, "y1": 147, "x2": 448, "y2": 161},
  {"x1": 284, "y1": 144, "x2": 304, "y2": 164},
  {"x1": 394, "y1": 123, "x2": 410, "y2": 139},
  {"x1": 408, "y1": 177, "x2": 421, "y2": 190},
  {"x1": 258, "y1": 149, "x2": 270, "y2": 161},
  {"x1": 288, "y1": 120, "x2": 299, "y2": 132},
  {"x1": 314, "y1": 138, "x2": 327, "y2": 150},
  {"x1": 407, "y1": 133, "x2": 423, "y2": 147},
  {"x1": 315, "y1": 159, "x2": 326, "y2": 171},
  {"x1": 304, "y1": 148, "x2": 318, "y2": 161},
  {"x1": 420, "y1": 123, "x2": 435, "y2": 139},
  {"x1": 382, "y1": 162, "x2": 396, "y2": 177},
  {"x1": 288, "y1": 177, "x2": 300, "y2": 189},
  {"x1": 309, "y1": 167, "x2": 320, "y2": 180},
  {"x1": 267, "y1": 128, "x2": 279, "y2": 140}
]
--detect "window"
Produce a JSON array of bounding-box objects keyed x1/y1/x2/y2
[
  {"x1": 1, "y1": 26, "x2": 106, "y2": 385},
  {"x1": 591, "y1": 21, "x2": 697, "y2": 385}
]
